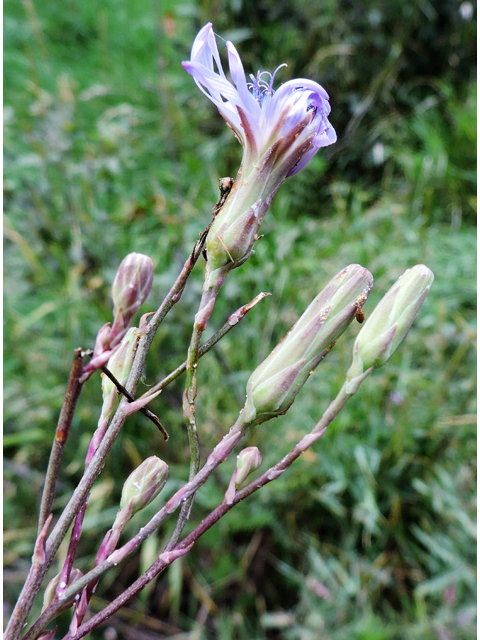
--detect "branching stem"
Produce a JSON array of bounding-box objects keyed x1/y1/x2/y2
[
  {"x1": 5, "y1": 231, "x2": 209, "y2": 640},
  {"x1": 53, "y1": 379, "x2": 371, "y2": 640}
]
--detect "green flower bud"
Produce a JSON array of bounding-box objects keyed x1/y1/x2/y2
[
  {"x1": 101, "y1": 327, "x2": 139, "y2": 400},
  {"x1": 207, "y1": 197, "x2": 271, "y2": 271},
  {"x1": 212, "y1": 204, "x2": 260, "y2": 265},
  {"x1": 42, "y1": 568, "x2": 83, "y2": 613},
  {"x1": 120, "y1": 456, "x2": 169, "y2": 516},
  {"x1": 235, "y1": 446, "x2": 263, "y2": 487},
  {"x1": 243, "y1": 264, "x2": 373, "y2": 423},
  {"x1": 111, "y1": 253, "x2": 154, "y2": 345},
  {"x1": 205, "y1": 147, "x2": 281, "y2": 272},
  {"x1": 345, "y1": 264, "x2": 434, "y2": 394},
  {"x1": 225, "y1": 446, "x2": 263, "y2": 504}
]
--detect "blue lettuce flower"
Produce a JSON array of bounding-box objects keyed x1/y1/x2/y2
[{"x1": 182, "y1": 23, "x2": 336, "y2": 179}]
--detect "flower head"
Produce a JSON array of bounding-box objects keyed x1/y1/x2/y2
[
  {"x1": 235, "y1": 446, "x2": 263, "y2": 487},
  {"x1": 225, "y1": 446, "x2": 263, "y2": 504},
  {"x1": 182, "y1": 23, "x2": 336, "y2": 178},
  {"x1": 183, "y1": 24, "x2": 336, "y2": 274}
]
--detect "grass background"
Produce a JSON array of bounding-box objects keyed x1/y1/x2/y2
[{"x1": 4, "y1": 0, "x2": 476, "y2": 638}]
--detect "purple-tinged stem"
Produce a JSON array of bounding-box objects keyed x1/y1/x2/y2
[
  {"x1": 56, "y1": 379, "x2": 366, "y2": 640},
  {"x1": 17, "y1": 295, "x2": 271, "y2": 639},
  {"x1": 6, "y1": 234, "x2": 209, "y2": 640},
  {"x1": 140, "y1": 291, "x2": 270, "y2": 401},
  {"x1": 21, "y1": 424, "x2": 245, "y2": 640},
  {"x1": 37, "y1": 349, "x2": 84, "y2": 535},
  {"x1": 60, "y1": 547, "x2": 193, "y2": 640},
  {"x1": 68, "y1": 505, "x2": 131, "y2": 634},
  {"x1": 20, "y1": 372, "x2": 375, "y2": 640},
  {"x1": 55, "y1": 502, "x2": 88, "y2": 602},
  {"x1": 5, "y1": 349, "x2": 84, "y2": 640},
  {"x1": 56, "y1": 405, "x2": 112, "y2": 602},
  {"x1": 179, "y1": 254, "x2": 250, "y2": 547}
]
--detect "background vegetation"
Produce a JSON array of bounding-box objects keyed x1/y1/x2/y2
[{"x1": 4, "y1": 0, "x2": 476, "y2": 638}]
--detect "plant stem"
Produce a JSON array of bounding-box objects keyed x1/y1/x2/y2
[
  {"x1": 5, "y1": 350, "x2": 84, "y2": 640},
  {"x1": 55, "y1": 502, "x2": 88, "y2": 599},
  {"x1": 55, "y1": 380, "x2": 368, "y2": 640},
  {"x1": 21, "y1": 369, "x2": 376, "y2": 640},
  {"x1": 37, "y1": 349, "x2": 84, "y2": 535},
  {"x1": 21, "y1": 422, "x2": 245, "y2": 639},
  {"x1": 19, "y1": 293, "x2": 271, "y2": 639},
  {"x1": 7, "y1": 236, "x2": 209, "y2": 640},
  {"x1": 100, "y1": 364, "x2": 168, "y2": 439},
  {"x1": 139, "y1": 292, "x2": 270, "y2": 401},
  {"x1": 176, "y1": 251, "x2": 244, "y2": 547}
]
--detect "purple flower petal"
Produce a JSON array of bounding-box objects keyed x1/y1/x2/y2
[{"x1": 183, "y1": 23, "x2": 336, "y2": 178}]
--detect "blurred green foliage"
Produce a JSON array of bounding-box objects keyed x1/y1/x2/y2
[{"x1": 4, "y1": 0, "x2": 476, "y2": 638}]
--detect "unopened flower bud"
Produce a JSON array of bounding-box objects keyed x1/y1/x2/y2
[
  {"x1": 102, "y1": 327, "x2": 139, "y2": 400},
  {"x1": 207, "y1": 200, "x2": 264, "y2": 271},
  {"x1": 42, "y1": 568, "x2": 83, "y2": 612},
  {"x1": 120, "y1": 456, "x2": 169, "y2": 516},
  {"x1": 242, "y1": 264, "x2": 373, "y2": 424},
  {"x1": 345, "y1": 264, "x2": 434, "y2": 394},
  {"x1": 206, "y1": 164, "x2": 278, "y2": 272},
  {"x1": 235, "y1": 447, "x2": 263, "y2": 487},
  {"x1": 225, "y1": 446, "x2": 263, "y2": 504},
  {"x1": 111, "y1": 253, "x2": 154, "y2": 346}
]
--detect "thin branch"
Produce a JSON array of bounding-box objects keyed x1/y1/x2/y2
[
  {"x1": 9, "y1": 190, "x2": 237, "y2": 640},
  {"x1": 5, "y1": 351, "x2": 84, "y2": 640},
  {"x1": 100, "y1": 365, "x2": 169, "y2": 440},
  {"x1": 21, "y1": 366, "x2": 376, "y2": 640},
  {"x1": 18, "y1": 293, "x2": 271, "y2": 639},
  {"x1": 21, "y1": 423, "x2": 245, "y2": 640},
  {"x1": 38, "y1": 349, "x2": 84, "y2": 535},
  {"x1": 139, "y1": 291, "x2": 271, "y2": 401}
]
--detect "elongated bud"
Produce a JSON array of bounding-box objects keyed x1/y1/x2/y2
[
  {"x1": 207, "y1": 200, "x2": 264, "y2": 271},
  {"x1": 345, "y1": 264, "x2": 434, "y2": 394},
  {"x1": 242, "y1": 264, "x2": 373, "y2": 424},
  {"x1": 42, "y1": 568, "x2": 83, "y2": 612},
  {"x1": 110, "y1": 253, "x2": 154, "y2": 346},
  {"x1": 120, "y1": 456, "x2": 169, "y2": 516},
  {"x1": 101, "y1": 327, "x2": 139, "y2": 400}
]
